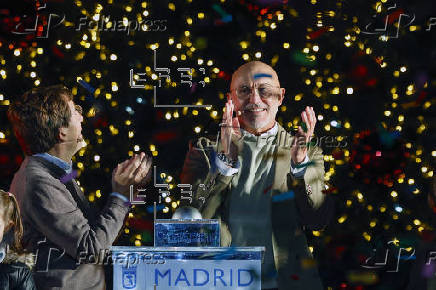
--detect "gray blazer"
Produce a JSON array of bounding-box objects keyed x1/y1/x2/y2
[{"x1": 10, "y1": 156, "x2": 130, "y2": 290}]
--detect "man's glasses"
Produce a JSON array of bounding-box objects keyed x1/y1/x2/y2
[{"x1": 230, "y1": 84, "x2": 282, "y2": 100}]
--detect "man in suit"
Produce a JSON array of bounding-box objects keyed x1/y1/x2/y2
[
  {"x1": 8, "y1": 85, "x2": 152, "y2": 289},
  {"x1": 181, "y1": 61, "x2": 333, "y2": 289}
]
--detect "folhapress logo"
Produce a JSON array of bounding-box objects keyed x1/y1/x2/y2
[
  {"x1": 361, "y1": 3, "x2": 436, "y2": 38},
  {"x1": 427, "y1": 18, "x2": 436, "y2": 31},
  {"x1": 361, "y1": 3, "x2": 415, "y2": 39},
  {"x1": 10, "y1": 4, "x2": 65, "y2": 39}
]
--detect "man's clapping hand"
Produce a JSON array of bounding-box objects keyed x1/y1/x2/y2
[
  {"x1": 111, "y1": 152, "x2": 152, "y2": 197},
  {"x1": 219, "y1": 97, "x2": 241, "y2": 160}
]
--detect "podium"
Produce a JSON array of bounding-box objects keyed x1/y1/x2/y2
[
  {"x1": 112, "y1": 246, "x2": 264, "y2": 289},
  {"x1": 112, "y1": 218, "x2": 265, "y2": 289}
]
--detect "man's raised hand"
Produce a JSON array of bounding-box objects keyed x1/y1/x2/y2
[
  {"x1": 291, "y1": 106, "x2": 317, "y2": 164},
  {"x1": 111, "y1": 152, "x2": 153, "y2": 197},
  {"x1": 219, "y1": 97, "x2": 241, "y2": 160}
]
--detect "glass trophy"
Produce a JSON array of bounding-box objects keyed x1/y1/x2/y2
[{"x1": 154, "y1": 219, "x2": 220, "y2": 247}]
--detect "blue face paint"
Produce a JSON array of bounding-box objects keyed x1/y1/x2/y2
[
  {"x1": 272, "y1": 191, "x2": 295, "y2": 202},
  {"x1": 253, "y1": 73, "x2": 272, "y2": 79}
]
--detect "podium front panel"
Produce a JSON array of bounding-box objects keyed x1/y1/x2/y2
[{"x1": 112, "y1": 246, "x2": 264, "y2": 290}]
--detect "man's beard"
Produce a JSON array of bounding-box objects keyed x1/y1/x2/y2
[
  {"x1": 241, "y1": 103, "x2": 271, "y2": 129},
  {"x1": 245, "y1": 117, "x2": 270, "y2": 129}
]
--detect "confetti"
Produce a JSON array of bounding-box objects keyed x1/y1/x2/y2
[
  {"x1": 212, "y1": 4, "x2": 233, "y2": 23},
  {"x1": 399, "y1": 254, "x2": 415, "y2": 260},
  {"x1": 291, "y1": 51, "x2": 316, "y2": 66},
  {"x1": 301, "y1": 121, "x2": 307, "y2": 133},
  {"x1": 263, "y1": 184, "x2": 273, "y2": 194},
  {"x1": 301, "y1": 258, "x2": 317, "y2": 269},
  {"x1": 77, "y1": 79, "x2": 96, "y2": 96},
  {"x1": 347, "y1": 271, "x2": 379, "y2": 285},
  {"x1": 146, "y1": 204, "x2": 165, "y2": 213},
  {"x1": 59, "y1": 170, "x2": 78, "y2": 184},
  {"x1": 266, "y1": 269, "x2": 278, "y2": 278},
  {"x1": 322, "y1": 186, "x2": 338, "y2": 195},
  {"x1": 422, "y1": 261, "x2": 436, "y2": 278},
  {"x1": 272, "y1": 191, "x2": 295, "y2": 202},
  {"x1": 293, "y1": 160, "x2": 315, "y2": 169},
  {"x1": 308, "y1": 27, "x2": 329, "y2": 39},
  {"x1": 127, "y1": 217, "x2": 153, "y2": 231}
]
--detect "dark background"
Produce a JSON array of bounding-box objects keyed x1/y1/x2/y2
[{"x1": 1, "y1": 0, "x2": 435, "y2": 288}]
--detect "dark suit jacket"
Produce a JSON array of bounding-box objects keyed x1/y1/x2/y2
[
  {"x1": 0, "y1": 262, "x2": 37, "y2": 290},
  {"x1": 10, "y1": 156, "x2": 130, "y2": 290},
  {"x1": 180, "y1": 124, "x2": 334, "y2": 290}
]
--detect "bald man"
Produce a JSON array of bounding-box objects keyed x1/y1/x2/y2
[{"x1": 181, "y1": 61, "x2": 333, "y2": 289}]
